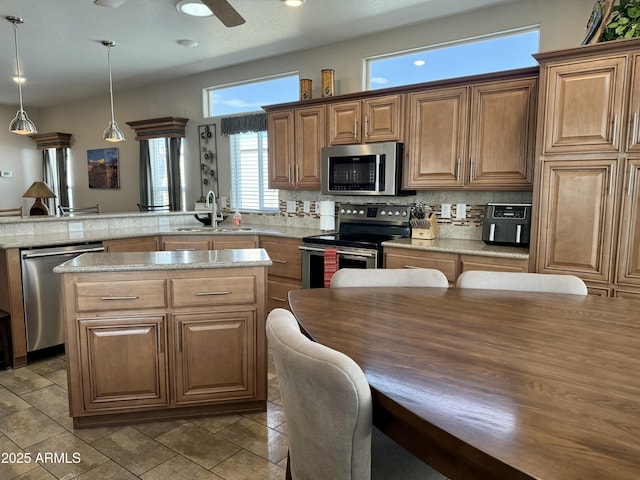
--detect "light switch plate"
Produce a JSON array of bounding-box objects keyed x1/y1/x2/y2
[
  {"x1": 287, "y1": 200, "x2": 297, "y2": 213},
  {"x1": 68, "y1": 222, "x2": 84, "y2": 233},
  {"x1": 440, "y1": 203, "x2": 451, "y2": 219},
  {"x1": 456, "y1": 203, "x2": 467, "y2": 219},
  {"x1": 303, "y1": 201, "x2": 311, "y2": 213},
  {"x1": 1, "y1": 171, "x2": 12, "y2": 178}
]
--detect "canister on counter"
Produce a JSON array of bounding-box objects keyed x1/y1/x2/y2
[
  {"x1": 300, "y1": 79, "x2": 312, "y2": 100},
  {"x1": 321, "y1": 69, "x2": 335, "y2": 97}
]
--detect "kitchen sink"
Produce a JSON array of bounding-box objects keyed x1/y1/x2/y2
[{"x1": 174, "y1": 228, "x2": 204, "y2": 232}]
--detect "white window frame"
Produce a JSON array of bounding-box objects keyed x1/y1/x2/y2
[
  {"x1": 230, "y1": 130, "x2": 278, "y2": 212},
  {"x1": 366, "y1": 26, "x2": 540, "y2": 90}
]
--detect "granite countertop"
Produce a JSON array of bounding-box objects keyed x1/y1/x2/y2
[
  {"x1": 382, "y1": 237, "x2": 529, "y2": 260},
  {"x1": 53, "y1": 248, "x2": 272, "y2": 273},
  {"x1": 0, "y1": 223, "x2": 320, "y2": 249}
]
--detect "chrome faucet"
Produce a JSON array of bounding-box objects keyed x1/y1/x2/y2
[{"x1": 205, "y1": 190, "x2": 218, "y2": 228}]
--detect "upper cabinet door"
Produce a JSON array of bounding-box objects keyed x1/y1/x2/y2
[
  {"x1": 626, "y1": 54, "x2": 640, "y2": 152},
  {"x1": 294, "y1": 105, "x2": 325, "y2": 190},
  {"x1": 468, "y1": 77, "x2": 537, "y2": 188},
  {"x1": 328, "y1": 101, "x2": 361, "y2": 145},
  {"x1": 405, "y1": 86, "x2": 467, "y2": 188},
  {"x1": 267, "y1": 110, "x2": 295, "y2": 189},
  {"x1": 363, "y1": 95, "x2": 403, "y2": 143},
  {"x1": 542, "y1": 56, "x2": 627, "y2": 154}
]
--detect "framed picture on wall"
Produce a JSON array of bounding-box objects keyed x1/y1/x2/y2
[{"x1": 87, "y1": 147, "x2": 120, "y2": 189}]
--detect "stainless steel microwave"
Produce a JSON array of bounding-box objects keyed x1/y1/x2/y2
[{"x1": 321, "y1": 142, "x2": 408, "y2": 196}]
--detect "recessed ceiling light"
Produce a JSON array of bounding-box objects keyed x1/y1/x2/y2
[
  {"x1": 176, "y1": 0, "x2": 213, "y2": 17},
  {"x1": 283, "y1": 0, "x2": 306, "y2": 6},
  {"x1": 177, "y1": 39, "x2": 199, "y2": 48},
  {"x1": 414, "y1": 60, "x2": 426, "y2": 66}
]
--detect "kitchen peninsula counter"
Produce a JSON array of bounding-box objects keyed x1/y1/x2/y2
[{"x1": 56, "y1": 248, "x2": 271, "y2": 428}]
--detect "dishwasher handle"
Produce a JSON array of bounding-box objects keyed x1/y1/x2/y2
[{"x1": 21, "y1": 246, "x2": 104, "y2": 259}]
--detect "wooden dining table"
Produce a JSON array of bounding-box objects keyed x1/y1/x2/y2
[{"x1": 287, "y1": 287, "x2": 640, "y2": 480}]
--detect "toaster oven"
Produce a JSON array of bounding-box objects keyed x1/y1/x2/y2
[{"x1": 482, "y1": 203, "x2": 531, "y2": 247}]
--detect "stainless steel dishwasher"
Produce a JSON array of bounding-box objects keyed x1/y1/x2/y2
[{"x1": 20, "y1": 243, "x2": 104, "y2": 352}]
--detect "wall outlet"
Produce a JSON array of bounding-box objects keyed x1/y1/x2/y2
[
  {"x1": 1, "y1": 171, "x2": 13, "y2": 178},
  {"x1": 456, "y1": 203, "x2": 467, "y2": 219},
  {"x1": 68, "y1": 222, "x2": 84, "y2": 233},
  {"x1": 286, "y1": 200, "x2": 297, "y2": 213},
  {"x1": 303, "y1": 200, "x2": 311, "y2": 213},
  {"x1": 440, "y1": 203, "x2": 452, "y2": 218}
]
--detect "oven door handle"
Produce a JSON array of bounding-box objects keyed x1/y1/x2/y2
[{"x1": 299, "y1": 245, "x2": 376, "y2": 258}]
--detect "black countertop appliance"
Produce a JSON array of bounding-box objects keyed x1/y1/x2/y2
[{"x1": 482, "y1": 203, "x2": 531, "y2": 247}]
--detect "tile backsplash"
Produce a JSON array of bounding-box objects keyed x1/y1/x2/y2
[{"x1": 265, "y1": 189, "x2": 533, "y2": 240}]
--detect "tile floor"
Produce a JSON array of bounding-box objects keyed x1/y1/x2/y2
[{"x1": 0, "y1": 351, "x2": 288, "y2": 480}]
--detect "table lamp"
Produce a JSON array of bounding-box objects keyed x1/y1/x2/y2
[{"x1": 23, "y1": 181, "x2": 56, "y2": 216}]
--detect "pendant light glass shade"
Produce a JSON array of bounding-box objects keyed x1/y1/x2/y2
[
  {"x1": 102, "y1": 41, "x2": 124, "y2": 142},
  {"x1": 6, "y1": 16, "x2": 37, "y2": 135}
]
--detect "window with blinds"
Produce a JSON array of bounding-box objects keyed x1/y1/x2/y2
[{"x1": 230, "y1": 131, "x2": 278, "y2": 212}]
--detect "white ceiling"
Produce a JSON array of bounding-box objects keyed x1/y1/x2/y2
[{"x1": 0, "y1": 0, "x2": 516, "y2": 108}]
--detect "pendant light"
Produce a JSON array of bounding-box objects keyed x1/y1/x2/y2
[
  {"x1": 6, "y1": 16, "x2": 37, "y2": 135},
  {"x1": 102, "y1": 40, "x2": 125, "y2": 142}
]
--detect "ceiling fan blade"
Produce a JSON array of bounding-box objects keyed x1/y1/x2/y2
[
  {"x1": 93, "y1": 0, "x2": 129, "y2": 7},
  {"x1": 202, "y1": 0, "x2": 246, "y2": 27}
]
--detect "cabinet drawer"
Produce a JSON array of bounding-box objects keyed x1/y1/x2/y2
[
  {"x1": 260, "y1": 238, "x2": 302, "y2": 280},
  {"x1": 384, "y1": 248, "x2": 458, "y2": 283},
  {"x1": 459, "y1": 254, "x2": 528, "y2": 273},
  {"x1": 75, "y1": 280, "x2": 167, "y2": 312},
  {"x1": 267, "y1": 278, "x2": 301, "y2": 312},
  {"x1": 171, "y1": 276, "x2": 256, "y2": 307}
]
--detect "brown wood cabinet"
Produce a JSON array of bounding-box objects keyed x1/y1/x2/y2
[
  {"x1": 384, "y1": 248, "x2": 460, "y2": 283},
  {"x1": 103, "y1": 236, "x2": 159, "y2": 252},
  {"x1": 267, "y1": 105, "x2": 325, "y2": 190},
  {"x1": 161, "y1": 234, "x2": 257, "y2": 251},
  {"x1": 540, "y1": 56, "x2": 626, "y2": 154},
  {"x1": 405, "y1": 76, "x2": 536, "y2": 190},
  {"x1": 615, "y1": 158, "x2": 640, "y2": 287},
  {"x1": 260, "y1": 236, "x2": 302, "y2": 312},
  {"x1": 459, "y1": 254, "x2": 528, "y2": 273},
  {"x1": 384, "y1": 247, "x2": 528, "y2": 285},
  {"x1": 532, "y1": 38, "x2": 640, "y2": 296},
  {"x1": 327, "y1": 95, "x2": 403, "y2": 145},
  {"x1": 61, "y1": 265, "x2": 267, "y2": 428},
  {"x1": 535, "y1": 158, "x2": 617, "y2": 282}
]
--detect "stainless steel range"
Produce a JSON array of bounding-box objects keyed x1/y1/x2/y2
[{"x1": 300, "y1": 203, "x2": 412, "y2": 288}]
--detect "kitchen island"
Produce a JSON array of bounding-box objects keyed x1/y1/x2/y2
[{"x1": 54, "y1": 248, "x2": 272, "y2": 428}]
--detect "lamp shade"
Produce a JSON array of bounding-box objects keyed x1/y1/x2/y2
[
  {"x1": 103, "y1": 120, "x2": 125, "y2": 142},
  {"x1": 9, "y1": 109, "x2": 37, "y2": 135},
  {"x1": 23, "y1": 181, "x2": 56, "y2": 199}
]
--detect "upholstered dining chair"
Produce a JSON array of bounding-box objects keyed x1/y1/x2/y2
[
  {"x1": 58, "y1": 204, "x2": 101, "y2": 215},
  {"x1": 456, "y1": 270, "x2": 588, "y2": 295},
  {"x1": 330, "y1": 267, "x2": 449, "y2": 288},
  {"x1": 266, "y1": 308, "x2": 447, "y2": 480},
  {"x1": 0, "y1": 206, "x2": 23, "y2": 217}
]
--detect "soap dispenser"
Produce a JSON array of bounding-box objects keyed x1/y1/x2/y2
[{"x1": 233, "y1": 209, "x2": 242, "y2": 227}]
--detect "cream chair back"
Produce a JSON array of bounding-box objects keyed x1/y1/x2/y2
[
  {"x1": 266, "y1": 308, "x2": 447, "y2": 480},
  {"x1": 456, "y1": 271, "x2": 588, "y2": 295},
  {"x1": 330, "y1": 268, "x2": 449, "y2": 288}
]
